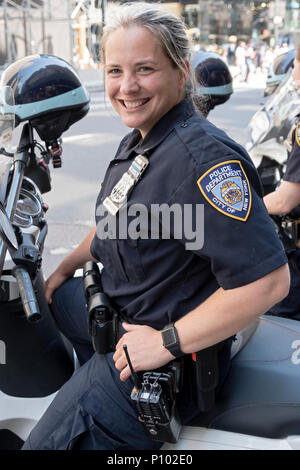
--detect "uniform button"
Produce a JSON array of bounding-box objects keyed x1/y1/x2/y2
[{"x1": 180, "y1": 123, "x2": 188, "y2": 128}]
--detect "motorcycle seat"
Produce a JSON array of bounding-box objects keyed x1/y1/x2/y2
[
  {"x1": 230, "y1": 319, "x2": 259, "y2": 359},
  {"x1": 189, "y1": 315, "x2": 300, "y2": 439}
]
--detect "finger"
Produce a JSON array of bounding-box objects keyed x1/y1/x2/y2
[
  {"x1": 115, "y1": 335, "x2": 127, "y2": 351},
  {"x1": 45, "y1": 289, "x2": 52, "y2": 304},
  {"x1": 122, "y1": 322, "x2": 139, "y2": 332},
  {"x1": 120, "y1": 364, "x2": 131, "y2": 382},
  {"x1": 113, "y1": 347, "x2": 123, "y2": 362},
  {"x1": 114, "y1": 353, "x2": 128, "y2": 372}
]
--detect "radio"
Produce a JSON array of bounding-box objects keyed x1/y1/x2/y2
[{"x1": 123, "y1": 345, "x2": 182, "y2": 443}]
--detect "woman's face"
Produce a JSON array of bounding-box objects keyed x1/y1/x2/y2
[
  {"x1": 104, "y1": 25, "x2": 187, "y2": 138},
  {"x1": 292, "y1": 57, "x2": 300, "y2": 93}
]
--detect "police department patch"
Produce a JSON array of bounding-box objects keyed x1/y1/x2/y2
[
  {"x1": 296, "y1": 121, "x2": 300, "y2": 147},
  {"x1": 197, "y1": 160, "x2": 252, "y2": 221}
]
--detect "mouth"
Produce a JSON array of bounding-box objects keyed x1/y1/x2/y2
[{"x1": 119, "y1": 98, "x2": 151, "y2": 110}]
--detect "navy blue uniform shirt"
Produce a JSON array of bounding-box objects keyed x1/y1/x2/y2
[
  {"x1": 284, "y1": 122, "x2": 300, "y2": 184},
  {"x1": 91, "y1": 99, "x2": 287, "y2": 330}
]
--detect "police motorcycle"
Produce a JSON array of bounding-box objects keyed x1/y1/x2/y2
[
  {"x1": 0, "y1": 55, "x2": 89, "y2": 449},
  {"x1": 264, "y1": 49, "x2": 296, "y2": 97},
  {"x1": 246, "y1": 67, "x2": 299, "y2": 183},
  {"x1": 246, "y1": 63, "x2": 300, "y2": 282}
]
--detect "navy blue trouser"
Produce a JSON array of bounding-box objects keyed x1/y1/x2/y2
[
  {"x1": 23, "y1": 351, "x2": 163, "y2": 450},
  {"x1": 22, "y1": 277, "x2": 162, "y2": 450},
  {"x1": 49, "y1": 276, "x2": 94, "y2": 365},
  {"x1": 22, "y1": 277, "x2": 232, "y2": 450}
]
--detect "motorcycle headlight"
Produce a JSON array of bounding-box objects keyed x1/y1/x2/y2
[{"x1": 249, "y1": 111, "x2": 271, "y2": 143}]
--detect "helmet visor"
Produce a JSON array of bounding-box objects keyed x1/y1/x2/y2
[{"x1": 0, "y1": 86, "x2": 15, "y2": 151}]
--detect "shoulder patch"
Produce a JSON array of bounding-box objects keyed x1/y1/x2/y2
[
  {"x1": 197, "y1": 160, "x2": 252, "y2": 221},
  {"x1": 296, "y1": 122, "x2": 300, "y2": 147}
]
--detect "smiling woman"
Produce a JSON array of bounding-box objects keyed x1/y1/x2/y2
[
  {"x1": 104, "y1": 26, "x2": 186, "y2": 137},
  {"x1": 101, "y1": 4, "x2": 192, "y2": 138},
  {"x1": 22, "y1": 2, "x2": 289, "y2": 451}
]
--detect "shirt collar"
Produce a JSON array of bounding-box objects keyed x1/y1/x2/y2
[{"x1": 115, "y1": 99, "x2": 195, "y2": 160}]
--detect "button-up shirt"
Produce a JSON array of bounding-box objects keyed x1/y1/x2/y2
[{"x1": 91, "y1": 99, "x2": 287, "y2": 329}]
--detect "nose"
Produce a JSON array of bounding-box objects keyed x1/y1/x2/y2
[{"x1": 120, "y1": 71, "x2": 140, "y2": 95}]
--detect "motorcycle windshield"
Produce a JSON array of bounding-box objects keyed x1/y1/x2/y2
[
  {"x1": 265, "y1": 70, "x2": 300, "y2": 124},
  {"x1": 248, "y1": 69, "x2": 300, "y2": 146},
  {"x1": 0, "y1": 86, "x2": 15, "y2": 152}
]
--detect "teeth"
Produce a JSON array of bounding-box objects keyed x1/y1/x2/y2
[{"x1": 124, "y1": 100, "x2": 148, "y2": 108}]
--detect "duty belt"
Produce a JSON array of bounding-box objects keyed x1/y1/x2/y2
[{"x1": 83, "y1": 260, "x2": 225, "y2": 414}]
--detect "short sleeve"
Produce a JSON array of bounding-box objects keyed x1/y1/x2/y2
[
  {"x1": 283, "y1": 134, "x2": 300, "y2": 183},
  {"x1": 168, "y1": 156, "x2": 287, "y2": 290}
]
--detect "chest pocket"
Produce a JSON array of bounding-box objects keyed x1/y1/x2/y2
[{"x1": 99, "y1": 237, "x2": 146, "y2": 285}]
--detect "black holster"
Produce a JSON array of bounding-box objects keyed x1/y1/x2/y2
[
  {"x1": 83, "y1": 261, "x2": 119, "y2": 354},
  {"x1": 184, "y1": 341, "x2": 227, "y2": 412}
]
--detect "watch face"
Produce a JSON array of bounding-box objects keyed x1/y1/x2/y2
[{"x1": 163, "y1": 327, "x2": 177, "y2": 347}]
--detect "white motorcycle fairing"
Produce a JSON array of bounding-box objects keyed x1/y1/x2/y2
[{"x1": 163, "y1": 314, "x2": 300, "y2": 450}]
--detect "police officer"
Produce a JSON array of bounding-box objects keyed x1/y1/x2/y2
[
  {"x1": 264, "y1": 44, "x2": 300, "y2": 318},
  {"x1": 23, "y1": 2, "x2": 289, "y2": 450}
]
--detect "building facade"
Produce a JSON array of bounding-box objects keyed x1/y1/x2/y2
[{"x1": 1, "y1": 0, "x2": 300, "y2": 67}]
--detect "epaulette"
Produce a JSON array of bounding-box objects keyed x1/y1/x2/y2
[
  {"x1": 295, "y1": 118, "x2": 300, "y2": 147},
  {"x1": 285, "y1": 115, "x2": 300, "y2": 152}
]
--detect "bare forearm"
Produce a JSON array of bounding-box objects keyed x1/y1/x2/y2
[
  {"x1": 175, "y1": 264, "x2": 290, "y2": 354},
  {"x1": 114, "y1": 265, "x2": 290, "y2": 380},
  {"x1": 264, "y1": 191, "x2": 289, "y2": 215},
  {"x1": 264, "y1": 181, "x2": 300, "y2": 215}
]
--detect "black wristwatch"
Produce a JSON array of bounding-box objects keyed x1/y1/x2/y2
[{"x1": 161, "y1": 322, "x2": 184, "y2": 358}]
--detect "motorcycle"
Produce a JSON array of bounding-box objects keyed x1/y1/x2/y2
[
  {"x1": 245, "y1": 68, "x2": 300, "y2": 259},
  {"x1": 264, "y1": 49, "x2": 296, "y2": 98},
  {"x1": 246, "y1": 68, "x2": 300, "y2": 194},
  {"x1": 0, "y1": 59, "x2": 89, "y2": 449},
  {"x1": 162, "y1": 313, "x2": 300, "y2": 450}
]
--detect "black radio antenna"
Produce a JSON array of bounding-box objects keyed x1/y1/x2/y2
[{"x1": 123, "y1": 344, "x2": 142, "y2": 390}]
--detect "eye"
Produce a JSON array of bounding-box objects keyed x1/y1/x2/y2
[
  {"x1": 106, "y1": 68, "x2": 122, "y2": 75},
  {"x1": 138, "y1": 66, "x2": 153, "y2": 73}
]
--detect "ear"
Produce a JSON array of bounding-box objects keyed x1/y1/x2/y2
[{"x1": 179, "y1": 59, "x2": 191, "y2": 89}]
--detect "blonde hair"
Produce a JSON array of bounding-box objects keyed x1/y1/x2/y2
[{"x1": 100, "y1": 2, "x2": 195, "y2": 100}]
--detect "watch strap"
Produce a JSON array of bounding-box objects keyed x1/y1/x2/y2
[{"x1": 161, "y1": 322, "x2": 184, "y2": 358}]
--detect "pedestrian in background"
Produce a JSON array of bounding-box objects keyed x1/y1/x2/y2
[{"x1": 235, "y1": 41, "x2": 246, "y2": 81}]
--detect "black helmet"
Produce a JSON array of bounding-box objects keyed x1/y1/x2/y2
[
  {"x1": 0, "y1": 54, "x2": 90, "y2": 143},
  {"x1": 264, "y1": 49, "x2": 296, "y2": 97},
  {"x1": 191, "y1": 51, "x2": 233, "y2": 117}
]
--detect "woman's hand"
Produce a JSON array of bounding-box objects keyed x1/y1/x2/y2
[
  {"x1": 45, "y1": 226, "x2": 97, "y2": 304},
  {"x1": 45, "y1": 267, "x2": 74, "y2": 304},
  {"x1": 113, "y1": 322, "x2": 174, "y2": 382}
]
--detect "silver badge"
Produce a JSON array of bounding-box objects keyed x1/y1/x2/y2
[{"x1": 103, "y1": 155, "x2": 149, "y2": 216}]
